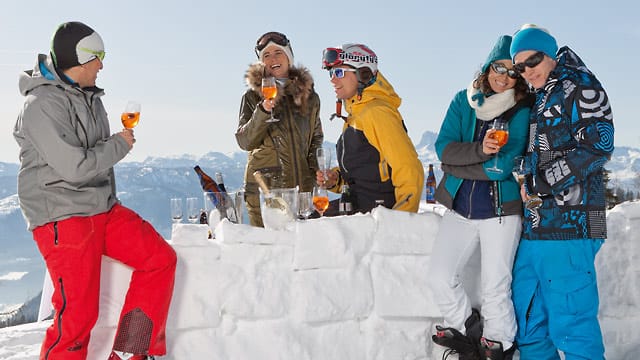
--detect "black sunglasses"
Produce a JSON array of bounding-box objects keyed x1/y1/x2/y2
[
  {"x1": 490, "y1": 63, "x2": 519, "y2": 79},
  {"x1": 255, "y1": 32, "x2": 290, "y2": 57},
  {"x1": 513, "y1": 51, "x2": 545, "y2": 74}
]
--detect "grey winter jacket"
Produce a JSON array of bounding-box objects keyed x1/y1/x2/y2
[{"x1": 13, "y1": 54, "x2": 130, "y2": 230}]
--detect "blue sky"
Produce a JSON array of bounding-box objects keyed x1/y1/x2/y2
[{"x1": 1, "y1": 0, "x2": 637, "y2": 163}]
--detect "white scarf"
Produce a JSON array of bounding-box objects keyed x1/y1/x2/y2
[{"x1": 466, "y1": 80, "x2": 516, "y2": 121}]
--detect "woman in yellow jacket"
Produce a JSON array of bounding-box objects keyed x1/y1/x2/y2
[{"x1": 317, "y1": 44, "x2": 423, "y2": 213}]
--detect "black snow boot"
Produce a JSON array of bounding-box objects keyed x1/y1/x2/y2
[
  {"x1": 478, "y1": 337, "x2": 515, "y2": 360},
  {"x1": 432, "y1": 309, "x2": 483, "y2": 360},
  {"x1": 464, "y1": 308, "x2": 483, "y2": 348}
]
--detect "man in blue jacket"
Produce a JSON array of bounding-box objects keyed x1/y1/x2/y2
[{"x1": 510, "y1": 24, "x2": 614, "y2": 360}]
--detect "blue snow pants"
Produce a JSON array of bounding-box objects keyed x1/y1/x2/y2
[{"x1": 511, "y1": 239, "x2": 605, "y2": 360}]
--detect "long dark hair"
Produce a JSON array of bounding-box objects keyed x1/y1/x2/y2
[{"x1": 474, "y1": 68, "x2": 530, "y2": 102}]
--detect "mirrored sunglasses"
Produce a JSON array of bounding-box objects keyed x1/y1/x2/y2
[
  {"x1": 329, "y1": 67, "x2": 357, "y2": 79},
  {"x1": 323, "y1": 48, "x2": 344, "y2": 69},
  {"x1": 79, "y1": 47, "x2": 105, "y2": 61},
  {"x1": 513, "y1": 51, "x2": 545, "y2": 74},
  {"x1": 490, "y1": 63, "x2": 519, "y2": 79},
  {"x1": 255, "y1": 32, "x2": 289, "y2": 54}
]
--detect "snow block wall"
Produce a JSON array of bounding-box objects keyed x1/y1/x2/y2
[
  {"x1": 85, "y1": 204, "x2": 640, "y2": 359},
  {"x1": 87, "y1": 207, "x2": 480, "y2": 359}
]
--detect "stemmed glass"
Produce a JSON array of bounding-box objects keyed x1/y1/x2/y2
[
  {"x1": 312, "y1": 187, "x2": 329, "y2": 217},
  {"x1": 512, "y1": 156, "x2": 543, "y2": 210},
  {"x1": 121, "y1": 101, "x2": 141, "y2": 129},
  {"x1": 298, "y1": 192, "x2": 314, "y2": 220},
  {"x1": 186, "y1": 197, "x2": 200, "y2": 223},
  {"x1": 486, "y1": 120, "x2": 509, "y2": 173},
  {"x1": 170, "y1": 198, "x2": 183, "y2": 223},
  {"x1": 316, "y1": 147, "x2": 332, "y2": 185},
  {"x1": 261, "y1": 77, "x2": 279, "y2": 123}
]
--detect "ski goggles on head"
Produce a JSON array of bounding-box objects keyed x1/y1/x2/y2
[
  {"x1": 322, "y1": 48, "x2": 344, "y2": 69},
  {"x1": 490, "y1": 62, "x2": 519, "y2": 79},
  {"x1": 513, "y1": 51, "x2": 545, "y2": 73},
  {"x1": 255, "y1": 32, "x2": 290, "y2": 55},
  {"x1": 79, "y1": 47, "x2": 105, "y2": 61},
  {"x1": 329, "y1": 67, "x2": 357, "y2": 79}
]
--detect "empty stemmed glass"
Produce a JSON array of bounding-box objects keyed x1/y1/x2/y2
[
  {"x1": 298, "y1": 191, "x2": 314, "y2": 220},
  {"x1": 170, "y1": 198, "x2": 183, "y2": 224},
  {"x1": 487, "y1": 120, "x2": 509, "y2": 173},
  {"x1": 186, "y1": 197, "x2": 200, "y2": 223},
  {"x1": 316, "y1": 147, "x2": 332, "y2": 186},
  {"x1": 261, "y1": 77, "x2": 279, "y2": 123},
  {"x1": 512, "y1": 156, "x2": 543, "y2": 210}
]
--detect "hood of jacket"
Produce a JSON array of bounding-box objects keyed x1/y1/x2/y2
[
  {"x1": 555, "y1": 46, "x2": 593, "y2": 77},
  {"x1": 344, "y1": 71, "x2": 400, "y2": 115},
  {"x1": 19, "y1": 53, "x2": 104, "y2": 98},
  {"x1": 245, "y1": 62, "x2": 315, "y2": 113}
]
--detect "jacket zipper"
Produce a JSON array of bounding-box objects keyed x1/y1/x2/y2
[
  {"x1": 340, "y1": 132, "x2": 348, "y2": 174},
  {"x1": 284, "y1": 102, "x2": 301, "y2": 186},
  {"x1": 53, "y1": 222, "x2": 58, "y2": 245},
  {"x1": 466, "y1": 180, "x2": 477, "y2": 218}
]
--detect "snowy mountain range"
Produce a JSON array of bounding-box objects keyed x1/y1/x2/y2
[{"x1": 0, "y1": 131, "x2": 638, "y2": 318}]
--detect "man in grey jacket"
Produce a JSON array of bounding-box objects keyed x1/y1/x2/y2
[{"x1": 13, "y1": 21, "x2": 176, "y2": 360}]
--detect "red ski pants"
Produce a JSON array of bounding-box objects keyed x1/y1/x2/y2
[{"x1": 33, "y1": 203, "x2": 177, "y2": 359}]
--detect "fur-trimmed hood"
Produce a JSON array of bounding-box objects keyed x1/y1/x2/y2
[{"x1": 245, "y1": 62, "x2": 315, "y2": 111}]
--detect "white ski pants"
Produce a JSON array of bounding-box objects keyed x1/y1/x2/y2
[{"x1": 428, "y1": 210, "x2": 521, "y2": 347}]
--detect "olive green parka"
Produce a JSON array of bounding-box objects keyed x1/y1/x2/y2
[{"x1": 235, "y1": 63, "x2": 323, "y2": 226}]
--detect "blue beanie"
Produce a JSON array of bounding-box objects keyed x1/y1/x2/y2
[
  {"x1": 510, "y1": 26, "x2": 558, "y2": 59},
  {"x1": 482, "y1": 35, "x2": 512, "y2": 73}
]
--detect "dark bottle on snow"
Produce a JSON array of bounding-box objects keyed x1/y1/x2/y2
[
  {"x1": 426, "y1": 164, "x2": 437, "y2": 204},
  {"x1": 338, "y1": 184, "x2": 354, "y2": 215}
]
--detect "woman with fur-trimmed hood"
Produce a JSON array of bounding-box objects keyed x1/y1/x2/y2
[{"x1": 235, "y1": 32, "x2": 323, "y2": 227}]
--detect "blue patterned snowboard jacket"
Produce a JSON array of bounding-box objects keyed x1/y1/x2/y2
[{"x1": 523, "y1": 46, "x2": 614, "y2": 241}]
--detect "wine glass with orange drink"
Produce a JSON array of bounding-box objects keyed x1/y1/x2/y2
[
  {"x1": 261, "y1": 77, "x2": 279, "y2": 123},
  {"x1": 312, "y1": 186, "x2": 329, "y2": 217},
  {"x1": 121, "y1": 101, "x2": 141, "y2": 129},
  {"x1": 486, "y1": 120, "x2": 509, "y2": 173}
]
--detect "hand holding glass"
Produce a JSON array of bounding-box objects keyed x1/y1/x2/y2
[
  {"x1": 261, "y1": 77, "x2": 279, "y2": 123},
  {"x1": 512, "y1": 156, "x2": 543, "y2": 210},
  {"x1": 313, "y1": 187, "x2": 329, "y2": 217},
  {"x1": 486, "y1": 120, "x2": 509, "y2": 173},
  {"x1": 121, "y1": 101, "x2": 141, "y2": 129}
]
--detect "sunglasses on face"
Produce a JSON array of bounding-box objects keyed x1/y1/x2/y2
[
  {"x1": 322, "y1": 48, "x2": 344, "y2": 69},
  {"x1": 329, "y1": 67, "x2": 357, "y2": 79},
  {"x1": 80, "y1": 47, "x2": 105, "y2": 61},
  {"x1": 513, "y1": 51, "x2": 545, "y2": 73},
  {"x1": 255, "y1": 32, "x2": 290, "y2": 56},
  {"x1": 490, "y1": 63, "x2": 519, "y2": 79}
]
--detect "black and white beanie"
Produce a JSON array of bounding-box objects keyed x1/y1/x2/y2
[{"x1": 51, "y1": 21, "x2": 104, "y2": 70}]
